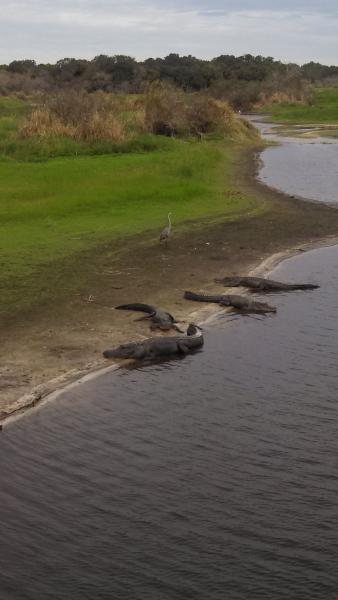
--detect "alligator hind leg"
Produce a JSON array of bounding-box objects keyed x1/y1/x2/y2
[{"x1": 177, "y1": 342, "x2": 190, "y2": 355}]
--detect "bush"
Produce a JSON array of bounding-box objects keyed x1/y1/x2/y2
[
  {"x1": 144, "y1": 81, "x2": 185, "y2": 135},
  {"x1": 144, "y1": 81, "x2": 233, "y2": 137}
]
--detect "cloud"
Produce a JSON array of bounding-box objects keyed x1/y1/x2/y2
[
  {"x1": 1, "y1": 1, "x2": 338, "y2": 64},
  {"x1": 169, "y1": 0, "x2": 338, "y2": 15}
]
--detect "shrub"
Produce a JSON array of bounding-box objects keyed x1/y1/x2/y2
[
  {"x1": 144, "y1": 81, "x2": 186, "y2": 135},
  {"x1": 185, "y1": 94, "x2": 231, "y2": 135},
  {"x1": 144, "y1": 81, "x2": 233, "y2": 137}
]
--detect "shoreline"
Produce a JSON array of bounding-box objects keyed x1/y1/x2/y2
[
  {"x1": 3, "y1": 142, "x2": 338, "y2": 425},
  {"x1": 4, "y1": 233, "x2": 338, "y2": 428}
]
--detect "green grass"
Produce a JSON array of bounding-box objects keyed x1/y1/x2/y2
[
  {"x1": 0, "y1": 132, "x2": 172, "y2": 161},
  {"x1": 261, "y1": 87, "x2": 338, "y2": 123},
  {"x1": 0, "y1": 96, "x2": 26, "y2": 143},
  {"x1": 1, "y1": 139, "x2": 257, "y2": 275},
  {"x1": 0, "y1": 139, "x2": 260, "y2": 319},
  {"x1": 0, "y1": 95, "x2": 261, "y2": 321},
  {"x1": 0, "y1": 95, "x2": 27, "y2": 117}
]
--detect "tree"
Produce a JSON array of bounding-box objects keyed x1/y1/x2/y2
[{"x1": 8, "y1": 60, "x2": 36, "y2": 74}]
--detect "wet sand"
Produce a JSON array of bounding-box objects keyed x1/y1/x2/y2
[{"x1": 2, "y1": 145, "x2": 338, "y2": 422}]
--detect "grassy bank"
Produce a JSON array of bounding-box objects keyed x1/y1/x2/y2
[
  {"x1": 0, "y1": 94, "x2": 262, "y2": 322},
  {"x1": 1, "y1": 141, "x2": 263, "y2": 321},
  {"x1": 261, "y1": 86, "x2": 338, "y2": 123}
]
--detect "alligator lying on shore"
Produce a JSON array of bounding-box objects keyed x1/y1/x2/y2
[
  {"x1": 103, "y1": 324, "x2": 203, "y2": 360},
  {"x1": 115, "y1": 303, "x2": 183, "y2": 332},
  {"x1": 214, "y1": 276, "x2": 319, "y2": 292},
  {"x1": 184, "y1": 291, "x2": 276, "y2": 313}
]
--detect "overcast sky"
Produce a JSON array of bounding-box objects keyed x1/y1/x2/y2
[{"x1": 1, "y1": 0, "x2": 338, "y2": 65}]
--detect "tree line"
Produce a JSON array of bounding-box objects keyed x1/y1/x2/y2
[{"x1": 1, "y1": 54, "x2": 337, "y2": 109}]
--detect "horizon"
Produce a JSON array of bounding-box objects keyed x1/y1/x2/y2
[
  {"x1": 1, "y1": 1, "x2": 338, "y2": 66},
  {"x1": 2, "y1": 52, "x2": 337, "y2": 69}
]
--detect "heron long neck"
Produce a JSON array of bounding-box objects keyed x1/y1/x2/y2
[{"x1": 168, "y1": 214, "x2": 171, "y2": 230}]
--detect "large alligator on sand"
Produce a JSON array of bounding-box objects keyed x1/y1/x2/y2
[
  {"x1": 103, "y1": 324, "x2": 203, "y2": 360},
  {"x1": 184, "y1": 291, "x2": 276, "y2": 313},
  {"x1": 115, "y1": 303, "x2": 183, "y2": 332},
  {"x1": 214, "y1": 276, "x2": 319, "y2": 292}
]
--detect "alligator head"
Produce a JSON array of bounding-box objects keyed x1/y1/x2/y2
[{"x1": 186, "y1": 323, "x2": 202, "y2": 336}]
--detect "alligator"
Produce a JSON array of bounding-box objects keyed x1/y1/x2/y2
[
  {"x1": 103, "y1": 324, "x2": 203, "y2": 360},
  {"x1": 115, "y1": 303, "x2": 183, "y2": 332},
  {"x1": 184, "y1": 291, "x2": 276, "y2": 313},
  {"x1": 214, "y1": 276, "x2": 319, "y2": 292}
]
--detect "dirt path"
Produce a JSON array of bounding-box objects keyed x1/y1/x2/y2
[{"x1": 2, "y1": 146, "x2": 338, "y2": 421}]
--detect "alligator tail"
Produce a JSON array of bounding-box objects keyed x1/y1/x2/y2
[
  {"x1": 115, "y1": 303, "x2": 155, "y2": 314},
  {"x1": 289, "y1": 284, "x2": 320, "y2": 290}
]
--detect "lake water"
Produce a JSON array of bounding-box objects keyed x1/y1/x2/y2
[
  {"x1": 2, "y1": 120, "x2": 338, "y2": 599},
  {"x1": 2, "y1": 243, "x2": 338, "y2": 600},
  {"x1": 249, "y1": 115, "x2": 338, "y2": 204}
]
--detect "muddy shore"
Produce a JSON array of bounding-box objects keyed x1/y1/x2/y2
[{"x1": 2, "y1": 145, "x2": 338, "y2": 422}]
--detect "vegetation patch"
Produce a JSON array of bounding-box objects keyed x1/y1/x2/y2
[
  {"x1": 0, "y1": 87, "x2": 259, "y2": 161},
  {"x1": 261, "y1": 87, "x2": 338, "y2": 123}
]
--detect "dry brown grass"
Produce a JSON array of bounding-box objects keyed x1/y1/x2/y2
[
  {"x1": 256, "y1": 86, "x2": 312, "y2": 108},
  {"x1": 76, "y1": 111, "x2": 125, "y2": 141},
  {"x1": 20, "y1": 108, "x2": 75, "y2": 138},
  {"x1": 19, "y1": 90, "x2": 129, "y2": 141}
]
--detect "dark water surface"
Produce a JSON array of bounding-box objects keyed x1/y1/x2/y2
[
  {"x1": 249, "y1": 115, "x2": 338, "y2": 204},
  {"x1": 2, "y1": 245, "x2": 338, "y2": 599}
]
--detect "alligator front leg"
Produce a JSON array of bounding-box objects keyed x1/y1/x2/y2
[{"x1": 173, "y1": 324, "x2": 185, "y2": 334}]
